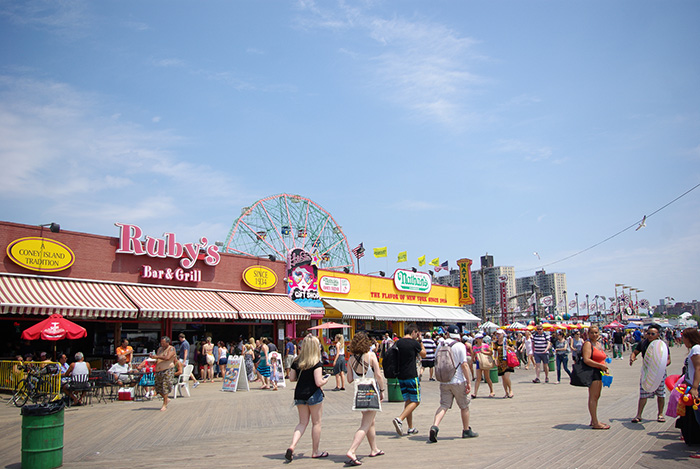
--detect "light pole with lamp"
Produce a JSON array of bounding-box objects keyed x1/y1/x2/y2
[
  {"x1": 575, "y1": 292, "x2": 579, "y2": 318},
  {"x1": 585, "y1": 294, "x2": 590, "y2": 317}
]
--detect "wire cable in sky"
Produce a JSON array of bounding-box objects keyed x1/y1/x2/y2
[{"x1": 516, "y1": 181, "x2": 700, "y2": 273}]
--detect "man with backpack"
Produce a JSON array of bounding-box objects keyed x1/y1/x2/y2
[
  {"x1": 389, "y1": 323, "x2": 427, "y2": 436},
  {"x1": 429, "y1": 325, "x2": 478, "y2": 442}
]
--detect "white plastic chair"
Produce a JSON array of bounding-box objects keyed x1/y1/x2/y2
[{"x1": 172, "y1": 364, "x2": 193, "y2": 399}]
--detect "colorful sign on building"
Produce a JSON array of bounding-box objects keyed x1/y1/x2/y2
[
  {"x1": 457, "y1": 258, "x2": 475, "y2": 305},
  {"x1": 7, "y1": 237, "x2": 75, "y2": 272},
  {"x1": 115, "y1": 222, "x2": 220, "y2": 269},
  {"x1": 242, "y1": 265, "x2": 278, "y2": 291},
  {"x1": 319, "y1": 275, "x2": 351, "y2": 294},
  {"x1": 393, "y1": 269, "x2": 432, "y2": 293},
  {"x1": 287, "y1": 248, "x2": 324, "y2": 310}
]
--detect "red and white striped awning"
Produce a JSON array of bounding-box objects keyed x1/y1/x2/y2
[
  {"x1": 0, "y1": 274, "x2": 138, "y2": 319},
  {"x1": 218, "y1": 292, "x2": 310, "y2": 320},
  {"x1": 120, "y1": 284, "x2": 237, "y2": 320}
]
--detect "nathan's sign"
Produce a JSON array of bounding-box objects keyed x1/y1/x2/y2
[
  {"x1": 243, "y1": 266, "x2": 277, "y2": 291},
  {"x1": 457, "y1": 258, "x2": 475, "y2": 305},
  {"x1": 7, "y1": 237, "x2": 75, "y2": 272},
  {"x1": 115, "y1": 223, "x2": 220, "y2": 269},
  {"x1": 319, "y1": 275, "x2": 350, "y2": 294},
  {"x1": 393, "y1": 269, "x2": 431, "y2": 293}
]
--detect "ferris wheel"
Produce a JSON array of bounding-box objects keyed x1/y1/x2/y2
[{"x1": 223, "y1": 194, "x2": 355, "y2": 272}]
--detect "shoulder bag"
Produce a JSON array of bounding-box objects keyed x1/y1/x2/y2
[
  {"x1": 351, "y1": 355, "x2": 381, "y2": 412},
  {"x1": 477, "y1": 351, "x2": 495, "y2": 370}
]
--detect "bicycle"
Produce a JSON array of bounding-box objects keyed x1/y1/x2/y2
[{"x1": 10, "y1": 364, "x2": 61, "y2": 407}]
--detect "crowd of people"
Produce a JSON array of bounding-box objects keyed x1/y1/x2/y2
[
  {"x1": 11, "y1": 322, "x2": 699, "y2": 462},
  {"x1": 282, "y1": 323, "x2": 700, "y2": 464}
]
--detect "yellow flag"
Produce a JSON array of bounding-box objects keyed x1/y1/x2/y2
[
  {"x1": 429, "y1": 257, "x2": 440, "y2": 267},
  {"x1": 374, "y1": 247, "x2": 387, "y2": 258},
  {"x1": 418, "y1": 255, "x2": 426, "y2": 266},
  {"x1": 397, "y1": 251, "x2": 407, "y2": 263}
]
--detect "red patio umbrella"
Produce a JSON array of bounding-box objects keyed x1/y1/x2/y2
[
  {"x1": 21, "y1": 313, "x2": 87, "y2": 341},
  {"x1": 308, "y1": 321, "x2": 351, "y2": 330}
]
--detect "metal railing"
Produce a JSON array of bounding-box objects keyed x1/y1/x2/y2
[{"x1": 0, "y1": 360, "x2": 62, "y2": 396}]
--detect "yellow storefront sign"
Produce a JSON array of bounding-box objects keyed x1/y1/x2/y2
[
  {"x1": 319, "y1": 269, "x2": 459, "y2": 306},
  {"x1": 242, "y1": 265, "x2": 278, "y2": 291},
  {"x1": 7, "y1": 237, "x2": 75, "y2": 272}
]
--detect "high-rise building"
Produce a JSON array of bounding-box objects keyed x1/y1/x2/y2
[
  {"x1": 469, "y1": 256, "x2": 516, "y2": 322},
  {"x1": 516, "y1": 270, "x2": 568, "y2": 317}
]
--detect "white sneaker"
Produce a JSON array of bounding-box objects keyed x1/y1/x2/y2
[{"x1": 393, "y1": 418, "x2": 403, "y2": 436}]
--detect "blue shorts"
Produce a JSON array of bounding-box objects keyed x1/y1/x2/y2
[
  {"x1": 294, "y1": 388, "x2": 324, "y2": 406},
  {"x1": 398, "y1": 378, "x2": 421, "y2": 403},
  {"x1": 534, "y1": 353, "x2": 549, "y2": 365}
]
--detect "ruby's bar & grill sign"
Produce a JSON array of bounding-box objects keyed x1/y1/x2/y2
[{"x1": 115, "y1": 223, "x2": 221, "y2": 283}]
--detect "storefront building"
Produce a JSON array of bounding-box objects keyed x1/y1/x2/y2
[
  {"x1": 316, "y1": 268, "x2": 479, "y2": 341},
  {"x1": 0, "y1": 221, "x2": 310, "y2": 360}
]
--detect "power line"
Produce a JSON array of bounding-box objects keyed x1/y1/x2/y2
[{"x1": 516, "y1": 181, "x2": 700, "y2": 273}]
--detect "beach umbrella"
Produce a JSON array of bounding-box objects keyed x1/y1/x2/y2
[
  {"x1": 21, "y1": 313, "x2": 87, "y2": 341},
  {"x1": 541, "y1": 323, "x2": 555, "y2": 331},
  {"x1": 21, "y1": 313, "x2": 87, "y2": 360},
  {"x1": 308, "y1": 321, "x2": 351, "y2": 330}
]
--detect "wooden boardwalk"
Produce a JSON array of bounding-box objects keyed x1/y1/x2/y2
[{"x1": 1, "y1": 346, "x2": 696, "y2": 468}]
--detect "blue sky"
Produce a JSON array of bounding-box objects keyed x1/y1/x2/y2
[{"x1": 0, "y1": 1, "x2": 698, "y2": 308}]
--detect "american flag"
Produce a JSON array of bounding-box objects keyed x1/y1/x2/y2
[
  {"x1": 352, "y1": 243, "x2": 365, "y2": 259},
  {"x1": 434, "y1": 260, "x2": 448, "y2": 272}
]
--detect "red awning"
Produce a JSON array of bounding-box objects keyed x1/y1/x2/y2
[
  {"x1": 217, "y1": 292, "x2": 310, "y2": 320},
  {"x1": 120, "y1": 284, "x2": 238, "y2": 320},
  {"x1": 0, "y1": 274, "x2": 138, "y2": 319}
]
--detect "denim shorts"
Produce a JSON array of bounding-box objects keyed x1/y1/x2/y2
[
  {"x1": 534, "y1": 353, "x2": 549, "y2": 364},
  {"x1": 294, "y1": 388, "x2": 324, "y2": 406}
]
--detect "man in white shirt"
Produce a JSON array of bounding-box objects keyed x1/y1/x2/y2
[
  {"x1": 108, "y1": 356, "x2": 133, "y2": 386},
  {"x1": 429, "y1": 325, "x2": 478, "y2": 442}
]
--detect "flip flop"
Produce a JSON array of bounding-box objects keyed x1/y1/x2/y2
[
  {"x1": 345, "y1": 458, "x2": 362, "y2": 466},
  {"x1": 285, "y1": 448, "x2": 293, "y2": 461},
  {"x1": 312, "y1": 451, "x2": 329, "y2": 459},
  {"x1": 631, "y1": 418, "x2": 642, "y2": 423},
  {"x1": 657, "y1": 417, "x2": 666, "y2": 422},
  {"x1": 369, "y1": 450, "x2": 384, "y2": 457},
  {"x1": 592, "y1": 424, "x2": 610, "y2": 430}
]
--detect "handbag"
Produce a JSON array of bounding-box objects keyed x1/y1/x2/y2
[
  {"x1": 506, "y1": 350, "x2": 520, "y2": 368},
  {"x1": 570, "y1": 359, "x2": 594, "y2": 387},
  {"x1": 477, "y1": 352, "x2": 495, "y2": 370},
  {"x1": 351, "y1": 355, "x2": 381, "y2": 412}
]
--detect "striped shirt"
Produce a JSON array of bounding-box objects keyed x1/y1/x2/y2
[
  {"x1": 422, "y1": 338, "x2": 436, "y2": 360},
  {"x1": 532, "y1": 332, "x2": 549, "y2": 354}
]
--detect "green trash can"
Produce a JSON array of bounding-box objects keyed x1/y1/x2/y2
[
  {"x1": 489, "y1": 367, "x2": 498, "y2": 384},
  {"x1": 548, "y1": 354, "x2": 555, "y2": 372},
  {"x1": 21, "y1": 402, "x2": 64, "y2": 469},
  {"x1": 387, "y1": 378, "x2": 403, "y2": 402}
]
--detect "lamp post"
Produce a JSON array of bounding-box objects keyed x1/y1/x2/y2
[
  {"x1": 575, "y1": 292, "x2": 579, "y2": 317},
  {"x1": 563, "y1": 290, "x2": 568, "y2": 318},
  {"x1": 586, "y1": 294, "x2": 590, "y2": 317}
]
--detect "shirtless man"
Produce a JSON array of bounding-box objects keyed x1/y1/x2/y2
[{"x1": 151, "y1": 336, "x2": 176, "y2": 411}]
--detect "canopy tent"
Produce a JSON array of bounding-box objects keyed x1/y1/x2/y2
[{"x1": 479, "y1": 321, "x2": 499, "y2": 333}]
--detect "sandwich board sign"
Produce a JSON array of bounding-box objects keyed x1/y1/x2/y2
[{"x1": 222, "y1": 355, "x2": 249, "y2": 392}]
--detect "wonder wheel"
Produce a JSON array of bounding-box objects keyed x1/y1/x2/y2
[{"x1": 223, "y1": 194, "x2": 355, "y2": 272}]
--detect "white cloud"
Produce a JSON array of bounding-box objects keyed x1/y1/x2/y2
[
  {"x1": 153, "y1": 58, "x2": 186, "y2": 68},
  {"x1": 495, "y1": 139, "x2": 553, "y2": 162},
  {"x1": 0, "y1": 0, "x2": 91, "y2": 39},
  {"x1": 296, "y1": 1, "x2": 486, "y2": 127},
  {"x1": 0, "y1": 76, "x2": 246, "y2": 222}
]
